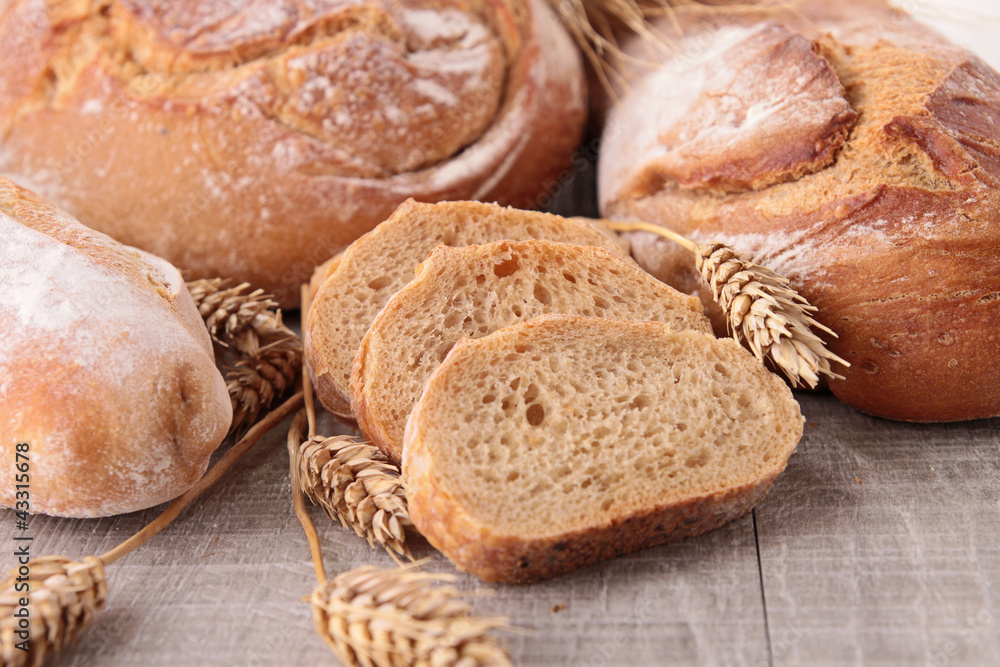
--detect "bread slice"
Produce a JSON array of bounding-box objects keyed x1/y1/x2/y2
[
  {"x1": 403, "y1": 315, "x2": 804, "y2": 583},
  {"x1": 351, "y1": 240, "x2": 711, "y2": 462},
  {"x1": 305, "y1": 199, "x2": 631, "y2": 419}
]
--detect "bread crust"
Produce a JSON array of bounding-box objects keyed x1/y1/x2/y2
[
  {"x1": 599, "y1": 0, "x2": 1000, "y2": 421},
  {"x1": 0, "y1": 179, "x2": 232, "y2": 517},
  {"x1": 403, "y1": 316, "x2": 803, "y2": 582},
  {"x1": 406, "y1": 444, "x2": 778, "y2": 583},
  {"x1": 0, "y1": 0, "x2": 586, "y2": 307}
]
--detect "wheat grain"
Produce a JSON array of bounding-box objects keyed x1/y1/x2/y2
[
  {"x1": 227, "y1": 346, "x2": 300, "y2": 433},
  {"x1": 187, "y1": 278, "x2": 302, "y2": 433},
  {"x1": 0, "y1": 556, "x2": 107, "y2": 667},
  {"x1": 310, "y1": 563, "x2": 510, "y2": 667},
  {"x1": 291, "y1": 418, "x2": 412, "y2": 558},
  {"x1": 606, "y1": 221, "x2": 848, "y2": 388},
  {"x1": 695, "y1": 242, "x2": 848, "y2": 388}
]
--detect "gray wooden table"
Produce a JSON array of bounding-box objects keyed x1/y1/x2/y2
[{"x1": 5, "y1": 390, "x2": 999, "y2": 666}]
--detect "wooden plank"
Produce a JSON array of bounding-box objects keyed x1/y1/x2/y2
[{"x1": 754, "y1": 393, "x2": 1000, "y2": 666}]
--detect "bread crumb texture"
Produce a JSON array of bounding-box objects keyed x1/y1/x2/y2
[
  {"x1": 305, "y1": 200, "x2": 630, "y2": 419},
  {"x1": 403, "y1": 315, "x2": 803, "y2": 582},
  {"x1": 352, "y1": 239, "x2": 709, "y2": 460}
]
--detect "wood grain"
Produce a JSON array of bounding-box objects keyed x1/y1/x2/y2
[
  {"x1": 755, "y1": 394, "x2": 1000, "y2": 667},
  {"x1": 5, "y1": 390, "x2": 998, "y2": 666}
]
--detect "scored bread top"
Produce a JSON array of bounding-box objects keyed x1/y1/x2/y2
[
  {"x1": 351, "y1": 239, "x2": 711, "y2": 462},
  {"x1": 305, "y1": 199, "x2": 631, "y2": 419},
  {"x1": 403, "y1": 315, "x2": 804, "y2": 582}
]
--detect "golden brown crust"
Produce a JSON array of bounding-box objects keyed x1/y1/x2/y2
[
  {"x1": 0, "y1": 0, "x2": 586, "y2": 306},
  {"x1": 600, "y1": 1, "x2": 1000, "y2": 422},
  {"x1": 406, "y1": 433, "x2": 779, "y2": 583},
  {"x1": 0, "y1": 178, "x2": 232, "y2": 517}
]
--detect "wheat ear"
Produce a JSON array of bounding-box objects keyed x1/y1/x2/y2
[
  {"x1": 310, "y1": 563, "x2": 511, "y2": 667},
  {"x1": 287, "y1": 421, "x2": 511, "y2": 667},
  {"x1": 607, "y1": 220, "x2": 849, "y2": 388},
  {"x1": 187, "y1": 278, "x2": 302, "y2": 433},
  {"x1": 288, "y1": 283, "x2": 509, "y2": 666},
  {"x1": 0, "y1": 393, "x2": 303, "y2": 666},
  {"x1": 0, "y1": 556, "x2": 106, "y2": 667},
  {"x1": 293, "y1": 285, "x2": 413, "y2": 559}
]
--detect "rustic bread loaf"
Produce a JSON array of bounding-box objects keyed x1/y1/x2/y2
[
  {"x1": 0, "y1": 0, "x2": 586, "y2": 307},
  {"x1": 305, "y1": 199, "x2": 631, "y2": 419},
  {"x1": 352, "y1": 240, "x2": 710, "y2": 462},
  {"x1": 403, "y1": 315, "x2": 803, "y2": 582},
  {"x1": 598, "y1": 0, "x2": 1000, "y2": 422},
  {"x1": 0, "y1": 179, "x2": 232, "y2": 518}
]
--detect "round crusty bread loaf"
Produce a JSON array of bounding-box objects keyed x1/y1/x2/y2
[
  {"x1": 0, "y1": 179, "x2": 232, "y2": 518},
  {"x1": 598, "y1": 0, "x2": 1000, "y2": 422},
  {"x1": 403, "y1": 315, "x2": 804, "y2": 583},
  {"x1": 305, "y1": 199, "x2": 632, "y2": 420},
  {"x1": 352, "y1": 239, "x2": 711, "y2": 462},
  {"x1": 0, "y1": 0, "x2": 586, "y2": 307}
]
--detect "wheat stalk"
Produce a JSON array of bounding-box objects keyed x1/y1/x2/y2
[
  {"x1": 608, "y1": 220, "x2": 849, "y2": 388},
  {"x1": 289, "y1": 414, "x2": 412, "y2": 559},
  {"x1": 0, "y1": 393, "x2": 304, "y2": 666},
  {"x1": 187, "y1": 278, "x2": 302, "y2": 433},
  {"x1": 299, "y1": 432, "x2": 412, "y2": 558},
  {"x1": 0, "y1": 556, "x2": 107, "y2": 667},
  {"x1": 546, "y1": 0, "x2": 786, "y2": 95},
  {"x1": 289, "y1": 284, "x2": 509, "y2": 666},
  {"x1": 310, "y1": 563, "x2": 510, "y2": 667}
]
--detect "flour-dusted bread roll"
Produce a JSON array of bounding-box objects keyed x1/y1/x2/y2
[
  {"x1": 404, "y1": 315, "x2": 803, "y2": 582},
  {"x1": 0, "y1": 179, "x2": 232, "y2": 518},
  {"x1": 0, "y1": 0, "x2": 586, "y2": 307},
  {"x1": 598, "y1": 0, "x2": 1000, "y2": 422}
]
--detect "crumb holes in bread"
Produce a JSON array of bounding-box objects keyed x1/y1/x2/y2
[
  {"x1": 630, "y1": 394, "x2": 651, "y2": 410},
  {"x1": 512, "y1": 304, "x2": 523, "y2": 317},
  {"x1": 367, "y1": 275, "x2": 393, "y2": 290},
  {"x1": 437, "y1": 342, "x2": 456, "y2": 362},
  {"x1": 494, "y1": 256, "x2": 520, "y2": 277},
  {"x1": 562, "y1": 271, "x2": 577, "y2": 283},
  {"x1": 533, "y1": 283, "x2": 552, "y2": 305},
  {"x1": 483, "y1": 394, "x2": 496, "y2": 404},
  {"x1": 526, "y1": 403, "x2": 545, "y2": 426},
  {"x1": 476, "y1": 274, "x2": 486, "y2": 285},
  {"x1": 685, "y1": 448, "x2": 710, "y2": 468}
]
